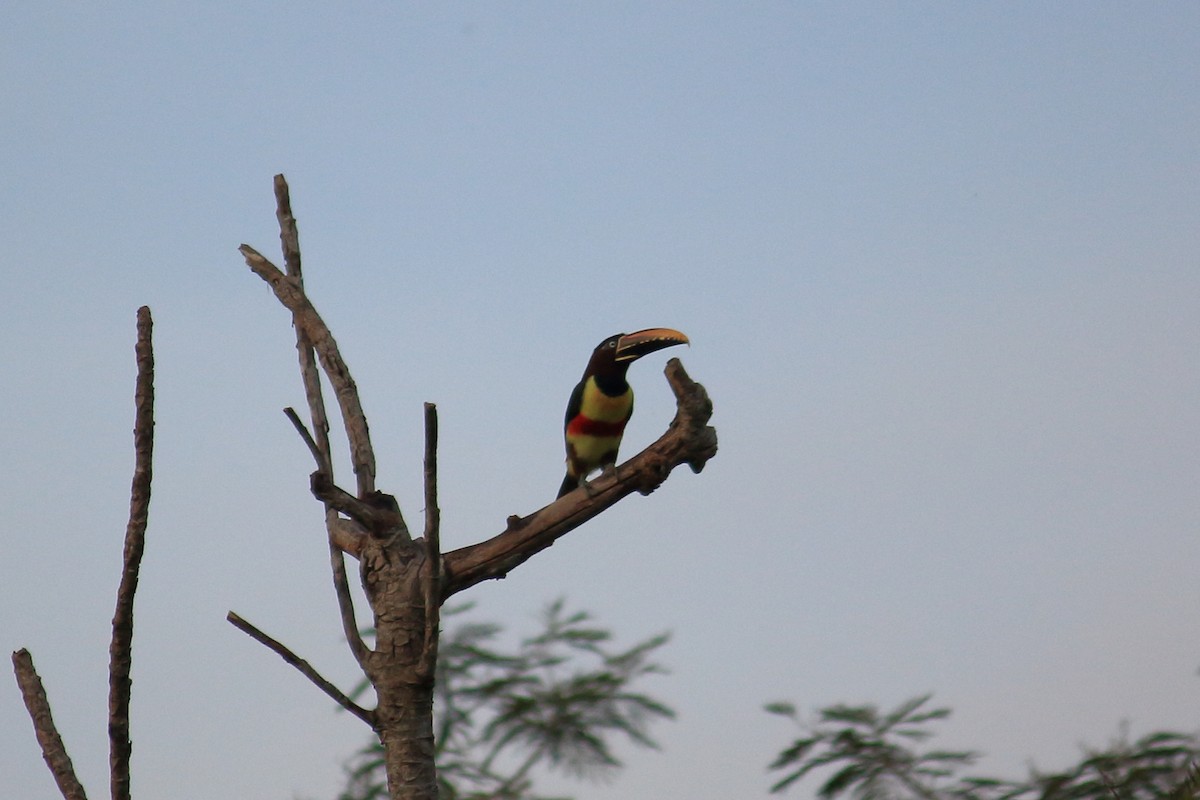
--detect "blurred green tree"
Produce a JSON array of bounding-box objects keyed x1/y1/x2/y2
[
  {"x1": 766, "y1": 694, "x2": 1200, "y2": 800},
  {"x1": 338, "y1": 600, "x2": 673, "y2": 800}
]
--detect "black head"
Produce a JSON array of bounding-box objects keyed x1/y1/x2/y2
[{"x1": 584, "y1": 327, "x2": 689, "y2": 390}]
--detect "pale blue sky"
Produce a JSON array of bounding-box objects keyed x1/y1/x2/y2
[{"x1": 2, "y1": 4, "x2": 1198, "y2": 799}]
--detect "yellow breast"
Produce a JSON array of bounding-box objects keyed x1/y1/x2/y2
[{"x1": 579, "y1": 377, "x2": 632, "y2": 422}]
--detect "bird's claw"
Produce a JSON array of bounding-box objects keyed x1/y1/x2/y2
[{"x1": 582, "y1": 464, "x2": 617, "y2": 498}]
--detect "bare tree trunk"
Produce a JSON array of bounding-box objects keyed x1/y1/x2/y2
[{"x1": 361, "y1": 538, "x2": 439, "y2": 800}]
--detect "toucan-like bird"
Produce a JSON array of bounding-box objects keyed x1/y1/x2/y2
[{"x1": 558, "y1": 327, "x2": 690, "y2": 498}]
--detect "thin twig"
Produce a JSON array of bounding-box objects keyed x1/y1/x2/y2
[
  {"x1": 12, "y1": 649, "x2": 89, "y2": 800},
  {"x1": 328, "y1": 536, "x2": 369, "y2": 653},
  {"x1": 226, "y1": 611, "x2": 375, "y2": 728},
  {"x1": 418, "y1": 402, "x2": 441, "y2": 676},
  {"x1": 108, "y1": 305, "x2": 154, "y2": 800},
  {"x1": 284, "y1": 406, "x2": 324, "y2": 469}
]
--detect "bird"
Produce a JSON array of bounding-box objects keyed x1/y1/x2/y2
[{"x1": 557, "y1": 327, "x2": 689, "y2": 498}]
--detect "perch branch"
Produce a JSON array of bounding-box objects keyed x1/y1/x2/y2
[
  {"x1": 441, "y1": 358, "x2": 717, "y2": 597},
  {"x1": 108, "y1": 305, "x2": 155, "y2": 800},
  {"x1": 226, "y1": 611, "x2": 375, "y2": 728},
  {"x1": 11, "y1": 649, "x2": 89, "y2": 800}
]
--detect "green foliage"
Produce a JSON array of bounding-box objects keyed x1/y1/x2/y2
[
  {"x1": 766, "y1": 695, "x2": 1200, "y2": 800},
  {"x1": 338, "y1": 600, "x2": 674, "y2": 800},
  {"x1": 765, "y1": 695, "x2": 977, "y2": 799},
  {"x1": 1015, "y1": 729, "x2": 1200, "y2": 800}
]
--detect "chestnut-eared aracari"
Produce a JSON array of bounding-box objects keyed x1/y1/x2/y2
[{"x1": 557, "y1": 328, "x2": 689, "y2": 498}]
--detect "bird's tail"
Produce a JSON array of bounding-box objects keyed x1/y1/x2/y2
[{"x1": 557, "y1": 473, "x2": 577, "y2": 499}]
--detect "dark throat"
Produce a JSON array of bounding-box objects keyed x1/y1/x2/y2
[{"x1": 591, "y1": 363, "x2": 631, "y2": 396}]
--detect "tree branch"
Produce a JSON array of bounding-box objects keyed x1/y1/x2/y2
[
  {"x1": 226, "y1": 611, "x2": 375, "y2": 728},
  {"x1": 108, "y1": 305, "x2": 154, "y2": 800},
  {"x1": 441, "y1": 358, "x2": 717, "y2": 597},
  {"x1": 274, "y1": 173, "x2": 303, "y2": 280},
  {"x1": 284, "y1": 406, "x2": 325, "y2": 470},
  {"x1": 239, "y1": 243, "x2": 386, "y2": 506},
  {"x1": 11, "y1": 649, "x2": 89, "y2": 800},
  {"x1": 263, "y1": 175, "x2": 372, "y2": 667},
  {"x1": 311, "y1": 471, "x2": 407, "y2": 538},
  {"x1": 418, "y1": 402, "x2": 442, "y2": 676},
  {"x1": 423, "y1": 403, "x2": 441, "y2": 570}
]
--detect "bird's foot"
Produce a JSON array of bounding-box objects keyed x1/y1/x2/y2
[{"x1": 583, "y1": 464, "x2": 617, "y2": 497}]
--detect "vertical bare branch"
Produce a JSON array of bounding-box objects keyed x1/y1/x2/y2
[
  {"x1": 12, "y1": 649, "x2": 89, "y2": 800},
  {"x1": 274, "y1": 177, "x2": 331, "y2": 477},
  {"x1": 418, "y1": 402, "x2": 441, "y2": 676},
  {"x1": 264, "y1": 175, "x2": 370, "y2": 666},
  {"x1": 423, "y1": 403, "x2": 441, "y2": 564},
  {"x1": 274, "y1": 173, "x2": 303, "y2": 279},
  {"x1": 328, "y1": 537, "x2": 370, "y2": 665},
  {"x1": 108, "y1": 305, "x2": 154, "y2": 800}
]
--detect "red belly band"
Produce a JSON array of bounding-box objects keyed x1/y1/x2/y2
[{"x1": 567, "y1": 416, "x2": 627, "y2": 438}]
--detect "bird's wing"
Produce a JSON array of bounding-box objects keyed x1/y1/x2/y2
[{"x1": 563, "y1": 378, "x2": 585, "y2": 431}]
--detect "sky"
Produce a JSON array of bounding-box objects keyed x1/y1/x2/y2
[{"x1": 2, "y1": 3, "x2": 1198, "y2": 799}]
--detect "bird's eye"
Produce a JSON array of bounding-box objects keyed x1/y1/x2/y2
[{"x1": 607, "y1": 340, "x2": 617, "y2": 348}]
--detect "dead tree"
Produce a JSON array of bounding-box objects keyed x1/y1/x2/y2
[
  {"x1": 11, "y1": 177, "x2": 715, "y2": 800},
  {"x1": 231, "y1": 175, "x2": 718, "y2": 800}
]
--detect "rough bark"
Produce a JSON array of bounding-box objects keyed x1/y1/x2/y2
[
  {"x1": 360, "y1": 536, "x2": 439, "y2": 797},
  {"x1": 108, "y1": 305, "x2": 154, "y2": 800}
]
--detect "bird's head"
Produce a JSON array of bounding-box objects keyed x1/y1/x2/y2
[{"x1": 585, "y1": 327, "x2": 689, "y2": 384}]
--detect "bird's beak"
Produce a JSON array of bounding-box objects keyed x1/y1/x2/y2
[{"x1": 614, "y1": 328, "x2": 690, "y2": 362}]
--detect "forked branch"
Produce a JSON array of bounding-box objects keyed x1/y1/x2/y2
[
  {"x1": 239, "y1": 242, "x2": 384, "y2": 506},
  {"x1": 251, "y1": 175, "x2": 373, "y2": 665}
]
